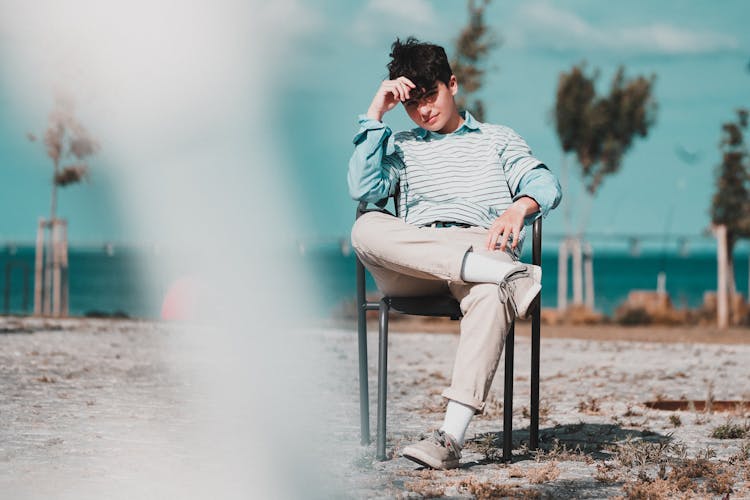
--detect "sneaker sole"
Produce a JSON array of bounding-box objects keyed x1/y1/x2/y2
[{"x1": 401, "y1": 448, "x2": 459, "y2": 470}]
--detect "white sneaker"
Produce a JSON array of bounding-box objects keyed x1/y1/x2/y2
[
  {"x1": 498, "y1": 264, "x2": 542, "y2": 320},
  {"x1": 401, "y1": 430, "x2": 462, "y2": 470}
]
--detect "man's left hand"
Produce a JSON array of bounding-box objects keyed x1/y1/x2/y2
[{"x1": 486, "y1": 197, "x2": 540, "y2": 252}]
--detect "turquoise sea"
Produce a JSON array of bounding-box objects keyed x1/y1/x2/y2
[
  {"x1": 1, "y1": 244, "x2": 747, "y2": 319},
  {"x1": 0, "y1": 246, "x2": 161, "y2": 319},
  {"x1": 306, "y1": 246, "x2": 750, "y2": 317}
]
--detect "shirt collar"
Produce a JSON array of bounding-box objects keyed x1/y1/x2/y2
[{"x1": 415, "y1": 110, "x2": 481, "y2": 139}]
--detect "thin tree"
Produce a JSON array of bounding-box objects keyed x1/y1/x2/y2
[
  {"x1": 553, "y1": 64, "x2": 657, "y2": 311},
  {"x1": 711, "y1": 108, "x2": 750, "y2": 319},
  {"x1": 451, "y1": 0, "x2": 499, "y2": 122},
  {"x1": 28, "y1": 94, "x2": 99, "y2": 222},
  {"x1": 554, "y1": 64, "x2": 657, "y2": 231},
  {"x1": 28, "y1": 93, "x2": 98, "y2": 316}
]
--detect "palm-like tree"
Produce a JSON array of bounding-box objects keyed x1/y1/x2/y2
[
  {"x1": 451, "y1": 0, "x2": 498, "y2": 122},
  {"x1": 28, "y1": 94, "x2": 99, "y2": 316},
  {"x1": 554, "y1": 64, "x2": 657, "y2": 310}
]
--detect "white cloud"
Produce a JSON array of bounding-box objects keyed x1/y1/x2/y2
[
  {"x1": 507, "y1": 2, "x2": 739, "y2": 55},
  {"x1": 350, "y1": 0, "x2": 438, "y2": 46},
  {"x1": 259, "y1": 0, "x2": 325, "y2": 39}
]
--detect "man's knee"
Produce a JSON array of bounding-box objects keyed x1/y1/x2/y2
[{"x1": 350, "y1": 211, "x2": 394, "y2": 252}]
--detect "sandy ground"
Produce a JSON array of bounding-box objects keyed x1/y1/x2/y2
[{"x1": 1, "y1": 316, "x2": 750, "y2": 498}]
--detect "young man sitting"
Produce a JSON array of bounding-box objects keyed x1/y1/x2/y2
[{"x1": 347, "y1": 37, "x2": 562, "y2": 470}]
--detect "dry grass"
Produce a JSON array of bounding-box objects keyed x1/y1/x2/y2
[
  {"x1": 526, "y1": 462, "x2": 560, "y2": 484},
  {"x1": 473, "y1": 433, "x2": 504, "y2": 462},
  {"x1": 607, "y1": 436, "x2": 687, "y2": 467},
  {"x1": 532, "y1": 438, "x2": 592, "y2": 463},
  {"x1": 403, "y1": 479, "x2": 445, "y2": 498},
  {"x1": 456, "y1": 477, "x2": 540, "y2": 499},
  {"x1": 668, "y1": 414, "x2": 682, "y2": 428},
  {"x1": 619, "y1": 477, "x2": 684, "y2": 499},
  {"x1": 577, "y1": 396, "x2": 602, "y2": 414},
  {"x1": 604, "y1": 437, "x2": 741, "y2": 499},
  {"x1": 595, "y1": 462, "x2": 622, "y2": 484}
]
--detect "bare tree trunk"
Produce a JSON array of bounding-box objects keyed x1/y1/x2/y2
[
  {"x1": 61, "y1": 220, "x2": 69, "y2": 317},
  {"x1": 726, "y1": 239, "x2": 738, "y2": 324},
  {"x1": 52, "y1": 220, "x2": 61, "y2": 317},
  {"x1": 583, "y1": 241, "x2": 595, "y2": 310},
  {"x1": 33, "y1": 218, "x2": 45, "y2": 316},
  {"x1": 577, "y1": 191, "x2": 595, "y2": 238},
  {"x1": 43, "y1": 223, "x2": 52, "y2": 316},
  {"x1": 715, "y1": 224, "x2": 729, "y2": 329}
]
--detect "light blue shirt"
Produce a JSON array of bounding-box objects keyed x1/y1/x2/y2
[{"x1": 348, "y1": 111, "x2": 562, "y2": 233}]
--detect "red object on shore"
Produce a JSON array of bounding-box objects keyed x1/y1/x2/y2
[{"x1": 161, "y1": 276, "x2": 199, "y2": 321}]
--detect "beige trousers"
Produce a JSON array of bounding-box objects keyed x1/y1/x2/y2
[{"x1": 351, "y1": 211, "x2": 517, "y2": 412}]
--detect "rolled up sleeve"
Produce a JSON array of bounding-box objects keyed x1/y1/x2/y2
[
  {"x1": 513, "y1": 164, "x2": 562, "y2": 224},
  {"x1": 347, "y1": 115, "x2": 401, "y2": 203}
]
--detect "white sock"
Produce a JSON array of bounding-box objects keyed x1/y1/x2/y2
[
  {"x1": 460, "y1": 252, "x2": 524, "y2": 284},
  {"x1": 440, "y1": 400, "x2": 475, "y2": 447}
]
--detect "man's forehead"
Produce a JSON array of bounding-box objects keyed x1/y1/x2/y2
[{"x1": 410, "y1": 83, "x2": 439, "y2": 98}]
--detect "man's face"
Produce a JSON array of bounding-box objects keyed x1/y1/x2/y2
[{"x1": 402, "y1": 75, "x2": 459, "y2": 134}]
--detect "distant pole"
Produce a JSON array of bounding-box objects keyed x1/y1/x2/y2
[
  {"x1": 61, "y1": 220, "x2": 69, "y2": 317},
  {"x1": 34, "y1": 218, "x2": 45, "y2": 316},
  {"x1": 572, "y1": 237, "x2": 583, "y2": 306},
  {"x1": 583, "y1": 242, "x2": 594, "y2": 310},
  {"x1": 715, "y1": 224, "x2": 728, "y2": 329},
  {"x1": 52, "y1": 219, "x2": 61, "y2": 317},
  {"x1": 557, "y1": 239, "x2": 568, "y2": 312},
  {"x1": 43, "y1": 222, "x2": 52, "y2": 315},
  {"x1": 657, "y1": 272, "x2": 667, "y2": 295}
]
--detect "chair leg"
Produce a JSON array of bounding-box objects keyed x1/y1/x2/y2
[
  {"x1": 356, "y1": 260, "x2": 370, "y2": 445},
  {"x1": 530, "y1": 301, "x2": 541, "y2": 451},
  {"x1": 503, "y1": 323, "x2": 515, "y2": 462},
  {"x1": 376, "y1": 298, "x2": 389, "y2": 460},
  {"x1": 530, "y1": 218, "x2": 542, "y2": 451}
]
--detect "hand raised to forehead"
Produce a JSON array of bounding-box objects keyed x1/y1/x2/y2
[{"x1": 366, "y1": 76, "x2": 416, "y2": 122}]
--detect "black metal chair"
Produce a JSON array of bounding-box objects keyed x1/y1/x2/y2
[{"x1": 355, "y1": 198, "x2": 542, "y2": 462}]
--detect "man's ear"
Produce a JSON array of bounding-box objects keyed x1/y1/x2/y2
[{"x1": 448, "y1": 75, "x2": 458, "y2": 96}]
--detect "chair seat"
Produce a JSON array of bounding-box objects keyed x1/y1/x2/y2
[{"x1": 386, "y1": 296, "x2": 462, "y2": 319}]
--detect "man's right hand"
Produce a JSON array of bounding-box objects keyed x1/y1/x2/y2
[{"x1": 366, "y1": 77, "x2": 416, "y2": 122}]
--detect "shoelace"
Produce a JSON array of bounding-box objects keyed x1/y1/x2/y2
[
  {"x1": 497, "y1": 269, "x2": 530, "y2": 315},
  {"x1": 431, "y1": 430, "x2": 461, "y2": 457}
]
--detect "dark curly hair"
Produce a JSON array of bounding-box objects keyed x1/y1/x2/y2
[{"x1": 387, "y1": 37, "x2": 453, "y2": 94}]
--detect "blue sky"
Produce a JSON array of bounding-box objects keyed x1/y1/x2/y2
[{"x1": 1, "y1": 0, "x2": 749, "y2": 245}]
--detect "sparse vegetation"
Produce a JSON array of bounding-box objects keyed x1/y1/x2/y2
[
  {"x1": 403, "y1": 480, "x2": 445, "y2": 498},
  {"x1": 607, "y1": 436, "x2": 686, "y2": 468},
  {"x1": 526, "y1": 461, "x2": 560, "y2": 484},
  {"x1": 577, "y1": 396, "x2": 601, "y2": 414},
  {"x1": 457, "y1": 477, "x2": 539, "y2": 499},
  {"x1": 711, "y1": 420, "x2": 749, "y2": 439},
  {"x1": 474, "y1": 432, "x2": 503, "y2": 462},
  {"x1": 533, "y1": 438, "x2": 591, "y2": 463}
]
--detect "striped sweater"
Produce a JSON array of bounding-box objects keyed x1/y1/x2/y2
[{"x1": 348, "y1": 111, "x2": 560, "y2": 256}]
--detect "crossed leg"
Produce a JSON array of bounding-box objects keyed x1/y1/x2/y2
[{"x1": 351, "y1": 211, "x2": 515, "y2": 413}]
